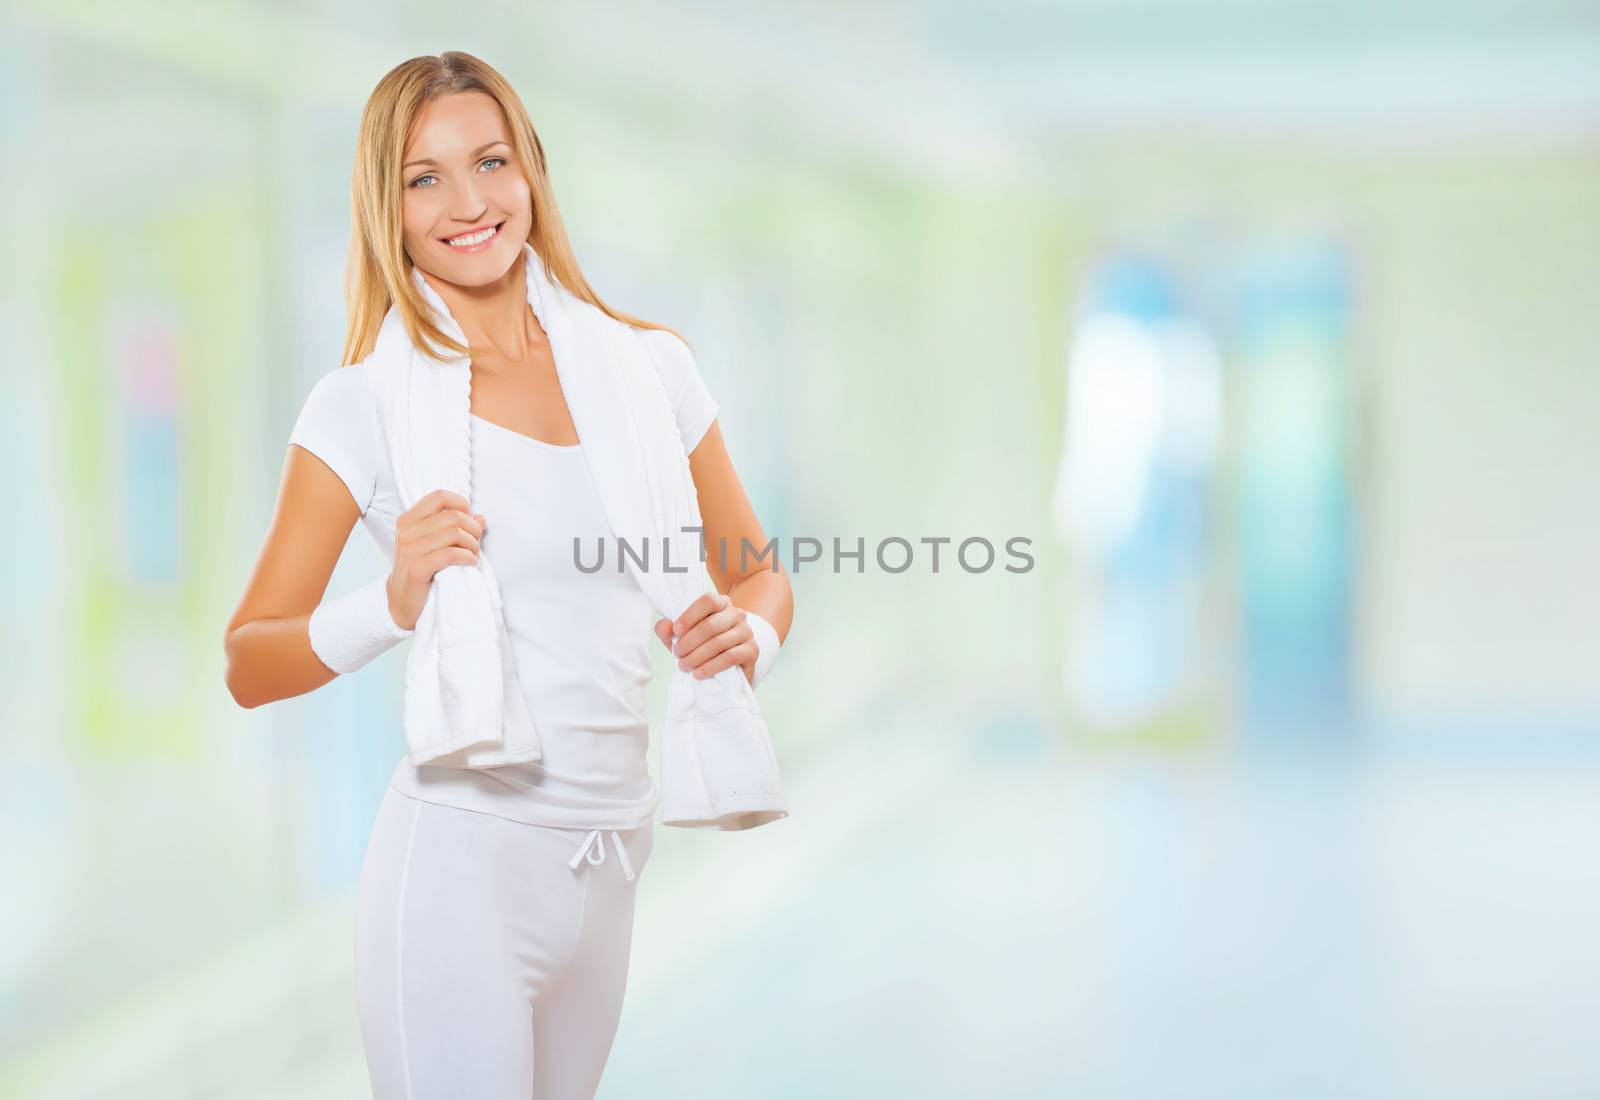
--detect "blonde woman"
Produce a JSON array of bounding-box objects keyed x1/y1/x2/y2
[{"x1": 223, "y1": 52, "x2": 793, "y2": 1098}]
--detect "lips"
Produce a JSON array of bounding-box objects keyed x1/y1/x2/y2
[{"x1": 440, "y1": 220, "x2": 506, "y2": 249}]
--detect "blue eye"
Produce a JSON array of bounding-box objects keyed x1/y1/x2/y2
[{"x1": 408, "y1": 157, "x2": 503, "y2": 189}]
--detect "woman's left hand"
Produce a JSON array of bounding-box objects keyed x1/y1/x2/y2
[{"x1": 653, "y1": 592, "x2": 757, "y2": 685}]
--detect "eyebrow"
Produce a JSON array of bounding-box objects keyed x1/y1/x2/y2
[{"x1": 403, "y1": 140, "x2": 510, "y2": 171}]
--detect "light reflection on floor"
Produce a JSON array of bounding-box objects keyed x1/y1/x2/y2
[
  {"x1": 605, "y1": 727, "x2": 1600, "y2": 1099},
  {"x1": 6, "y1": 719, "x2": 1598, "y2": 1099}
]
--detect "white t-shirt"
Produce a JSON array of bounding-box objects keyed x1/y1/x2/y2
[{"x1": 288, "y1": 328, "x2": 719, "y2": 831}]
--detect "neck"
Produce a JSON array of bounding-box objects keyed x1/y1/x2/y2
[{"x1": 418, "y1": 249, "x2": 538, "y2": 360}]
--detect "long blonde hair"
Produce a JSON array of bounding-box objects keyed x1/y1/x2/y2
[{"x1": 341, "y1": 51, "x2": 681, "y2": 366}]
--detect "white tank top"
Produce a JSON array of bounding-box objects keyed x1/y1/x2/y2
[
  {"x1": 390, "y1": 413, "x2": 660, "y2": 828},
  {"x1": 287, "y1": 334, "x2": 720, "y2": 831}
]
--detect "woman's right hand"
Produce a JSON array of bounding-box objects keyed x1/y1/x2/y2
[{"x1": 388, "y1": 489, "x2": 488, "y2": 631}]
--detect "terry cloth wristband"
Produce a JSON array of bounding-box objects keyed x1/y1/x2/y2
[
  {"x1": 744, "y1": 609, "x2": 782, "y2": 689},
  {"x1": 308, "y1": 574, "x2": 413, "y2": 675}
]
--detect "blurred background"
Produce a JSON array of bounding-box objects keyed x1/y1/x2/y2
[{"x1": 3, "y1": 0, "x2": 1599, "y2": 1097}]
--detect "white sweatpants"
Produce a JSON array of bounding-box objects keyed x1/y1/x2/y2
[{"x1": 353, "y1": 783, "x2": 657, "y2": 1099}]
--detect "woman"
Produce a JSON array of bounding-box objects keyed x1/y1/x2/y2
[{"x1": 223, "y1": 51, "x2": 793, "y2": 1098}]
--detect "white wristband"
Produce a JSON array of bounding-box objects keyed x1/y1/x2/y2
[
  {"x1": 744, "y1": 609, "x2": 781, "y2": 689},
  {"x1": 308, "y1": 574, "x2": 413, "y2": 675}
]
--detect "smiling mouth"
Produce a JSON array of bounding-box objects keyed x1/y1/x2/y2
[{"x1": 441, "y1": 220, "x2": 505, "y2": 248}]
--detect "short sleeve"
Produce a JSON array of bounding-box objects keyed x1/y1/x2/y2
[
  {"x1": 288, "y1": 364, "x2": 379, "y2": 515},
  {"x1": 636, "y1": 328, "x2": 719, "y2": 454}
]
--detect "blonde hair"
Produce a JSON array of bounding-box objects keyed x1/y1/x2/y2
[{"x1": 341, "y1": 51, "x2": 681, "y2": 366}]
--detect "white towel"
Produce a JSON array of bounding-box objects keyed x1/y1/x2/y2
[{"x1": 363, "y1": 242, "x2": 788, "y2": 831}]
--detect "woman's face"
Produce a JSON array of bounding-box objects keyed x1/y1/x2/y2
[{"x1": 400, "y1": 90, "x2": 532, "y2": 287}]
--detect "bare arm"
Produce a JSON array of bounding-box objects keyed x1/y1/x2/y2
[
  {"x1": 691, "y1": 421, "x2": 793, "y2": 643},
  {"x1": 652, "y1": 419, "x2": 794, "y2": 684},
  {"x1": 222, "y1": 446, "x2": 362, "y2": 709},
  {"x1": 225, "y1": 441, "x2": 487, "y2": 709}
]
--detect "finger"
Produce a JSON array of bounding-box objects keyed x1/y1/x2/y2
[
  {"x1": 426, "y1": 488, "x2": 472, "y2": 514},
  {"x1": 405, "y1": 489, "x2": 470, "y2": 522},
  {"x1": 653, "y1": 618, "x2": 675, "y2": 648},
  {"x1": 421, "y1": 545, "x2": 479, "y2": 574},
  {"x1": 678, "y1": 627, "x2": 741, "y2": 672},
  {"x1": 424, "y1": 508, "x2": 479, "y2": 531},
  {"x1": 675, "y1": 606, "x2": 740, "y2": 656},
  {"x1": 415, "y1": 523, "x2": 480, "y2": 556},
  {"x1": 691, "y1": 642, "x2": 754, "y2": 680},
  {"x1": 419, "y1": 508, "x2": 485, "y2": 540},
  {"x1": 399, "y1": 500, "x2": 482, "y2": 542},
  {"x1": 671, "y1": 592, "x2": 727, "y2": 641}
]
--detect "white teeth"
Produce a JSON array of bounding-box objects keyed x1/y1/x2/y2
[{"x1": 446, "y1": 224, "x2": 497, "y2": 246}]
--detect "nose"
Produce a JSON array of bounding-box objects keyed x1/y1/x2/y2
[{"x1": 445, "y1": 176, "x2": 488, "y2": 225}]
